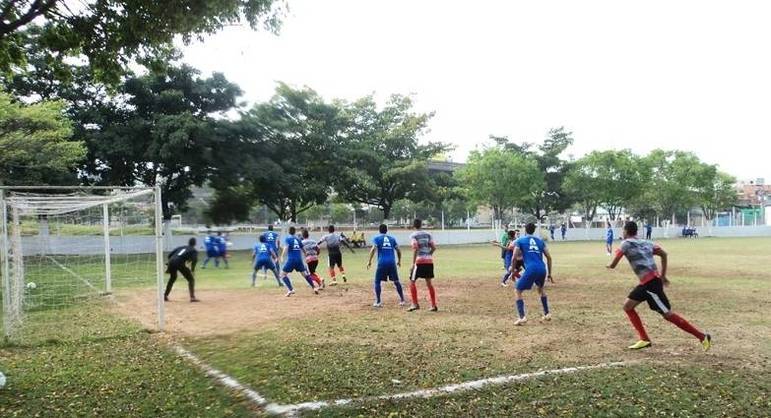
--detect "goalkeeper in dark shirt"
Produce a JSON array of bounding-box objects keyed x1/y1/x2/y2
[{"x1": 165, "y1": 238, "x2": 200, "y2": 302}]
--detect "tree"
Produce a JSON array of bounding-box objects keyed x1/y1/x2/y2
[
  {"x1": 0, "y1": 91, "x2": 85, "y2": 185},
  {"x1": 493, "y1": 127, "x2": 575, "y2": 220},
  {"x1": 227, "y1": 83, "x2": 346, "y2": 222},
  {"x1": 644, "y1": 150, "x2": 709, "y2": 223},
  {"x1": 563, "y1": 158, "x2": 603, "y2": 223},
  {"x1": 0, "y1": 1, "x2": 285, "y2": 85},
  {"x1": 697, "y1": 170, "x2": 737, "y2": 222},
  {"x1": 78, "y1": 64, "x2": 242, "y2": 219},
  {"x1": 334, "y1": 95, "x2": 449, "y2": 219},
  {"x1": 457, "y1": 146, "x2": 544, "y2": 220}
]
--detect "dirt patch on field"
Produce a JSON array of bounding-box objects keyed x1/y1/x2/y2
[{"x1": 113, "y1": 279, "x2": 479, "y2": 337}]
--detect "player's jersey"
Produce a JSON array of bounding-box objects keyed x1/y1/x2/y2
[
  {"x1": 616, "y1": 239, "x2": 661, "y2": 285},
  {"x1": 217, "y1": 236, "x2": 227, "y2": 252},
  {"x1": 169, "y1": 245, "x2": 198, "y2": 265},
  {"x1": 204, "y1": 236, "x2": 217, "y2": 251},
  {"x1": 284, "y1": 236, "x2": 304, "y2": 261},
  {"x1": 301, "y1": 238, "x2": 320, "y2": 262},
  {"x1": 254, "y1": 243, "x2": 273, "y2": 262},
  {"x1": 606, "y1": 228, "x2": 614, "y2": 242},
  {"x1": 373, "y1": 234, "x2": 398, "y2": 267},
  {"x1": 262, "y1": 231, "x2": 280, "y2": 252},
  {"x1": 320, "y1": 233, "x2": 344, "y2": 254},
  {"x1": 515, "y1": 235, "x2": 546, "y2": 272},
  {"x1": 410, "y1": 230, "x2": 435, "y2": 265}
]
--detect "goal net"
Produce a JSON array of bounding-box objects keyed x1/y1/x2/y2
[{"x1": 1, "y1": 187, "x2": 165, "y2": 344}]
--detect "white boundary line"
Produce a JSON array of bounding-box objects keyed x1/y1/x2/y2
[
  {"x1": 173, "y1": 343, "x2": 632, "y2": 417},
  {"x1": 46, "y1": 255, "x2": 99, "y2": 292}
]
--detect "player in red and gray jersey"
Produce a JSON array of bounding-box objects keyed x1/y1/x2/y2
[
  {"x1": 319, "y1": 225, "x2": 353, "y2": 285},
  {"x1": 301, "y1": 229, "x2": 324, "y2": 289},
  {"x1": 407, "y1": 218, "x2": 438, "y2": 312},
  {"x1": 607, "y1": 221, "x2": 712, "y2": 351}
]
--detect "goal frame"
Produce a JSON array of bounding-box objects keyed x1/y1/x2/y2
[{"x1": 0, "y1": 185, "x2": 166, "y2": 340}]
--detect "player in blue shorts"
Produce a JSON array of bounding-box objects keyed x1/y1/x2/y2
[
  {"x1": 252, "y1": 235, "x2": 281, "y2": 287},
  {"x1": 366, "y1": 224, "x2": 406, "y2": 307},
  {"x1": 260, "y1": 225, "x2": 280, "y2": 280},
  {"x1": 202, "y1": 230, "x2": 220, "y2": 268},
  {"x1": 511, "y1": 223, "x2": 554, "y2": 326},
  {"x1": 216, "y1": 231, "x2": 229, "y2": 269},
  {"x1": 605, "y1": 222, "x2": 615, "y2": 256},
  {"x1": 279, "y1": 226, "x2": 319, "y2": 297}
]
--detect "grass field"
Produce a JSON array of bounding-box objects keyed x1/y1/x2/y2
[{"x1": 2, "y1": 237, "x2": 770, "y2": 416}]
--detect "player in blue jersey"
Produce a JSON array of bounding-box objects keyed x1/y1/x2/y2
[
  {"x1": 216, "y1": 231, "x2": 229, "y2": 269},
  {"x1": 605, "y1": 221, "x2": 615, "y2": 255},
  {"x1": 491, "y1": 229, "x2": 522, "y2": 287},
  {"x1": 252, "y1": 235, "x2": 281, "y2": 287},
  {"x1": 366, "y1": 224, "x2": 406, "y2": 307},
  {"x1": 279, "y1": 226, "x2": 319, "y2": 297},
  {"x1": 511, "y1": 223, "x2": 554, "y2": 326},
  {"x1": 202, "y1": 230, "x2": 220, "y2": 268},
  {"x1": 259, "y1": 225, "x2": 280, "y2": 280}
]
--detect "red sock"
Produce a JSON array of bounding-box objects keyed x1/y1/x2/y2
[
  {"x1": 328, "y1": 268, "x2": 336, "y2": 279},
  {"x1": 409, "y1": 282, "x2": 419, "y2": 305},
  {"x1": 426, "y1": 283, "x2": 437, "y2": 307},
  {"x1": 625, "y1": 309, "x2": 650, "y2": 341},
  {"x1": 666, "y1": 313, "x2": 705, "y2": 341},
  {"x1": 310, "y1": 274, "x2": 321, "y2": 286}
]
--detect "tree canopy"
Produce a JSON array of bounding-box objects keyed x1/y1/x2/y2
[{"x1": 0, "y1": 91, "x2": 85, "y2": 185}]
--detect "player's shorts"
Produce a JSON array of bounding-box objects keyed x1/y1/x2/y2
[
  {"x1": 206, "y1": 249, "x2": 220, "y2": 258},
  {"x1": 307, "y1": 260, "x2": 319, "y2": 274},
  {"x1": 410, "y1": 263, "x2": 434, "y2": 281},
  {"x1": 606, "y1": 239, "x2": 614, "y2": 245},
  {"x1": 375, "y1": 264, "x2": 399, "y2": 282},
  {"x1": 328, "y1": 252, "x2": 343, "y2": 268},
  {"x1": 628, "y1": 277, "x2": 671, "y2": 315},
  {"x1": 254, "y1": 258, "x2": 276, "y2": 271},
  {"x1": 282, "y1": 259, "x2": 308, "y2": 274},
  {"x1": 515, "y1": 269, "x2": 546, "y2": 291}
]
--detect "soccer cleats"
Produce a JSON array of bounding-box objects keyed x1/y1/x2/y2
[
  {"x1": 701, "y1": 334, "x2": 712, "y2": 352},
  {"x1": 514, "y1": 317, "x2": 527, "y2": 326},
  {"x1": 628, "y1": 340, "x2": 652, "y2": 350}
]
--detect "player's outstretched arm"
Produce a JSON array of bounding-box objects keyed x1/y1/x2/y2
[
  {"x1": 654, "y1": 246, "x2": 669, "y2": 285},
  {"x1": 544, "y1": 248, "x2": 554, "y2": 283},
  {"x1": 606, "y1": 251, "x2": 623, "y2": 269},
  {"x1": 366, "y1": 246, "x2": 376, "y2": 270}
]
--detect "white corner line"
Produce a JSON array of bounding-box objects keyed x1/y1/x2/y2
[
  {"x1": 173, "y1": 345, "x2": 270, "y2": 406},
  {"x1": 174, "y1": 343, "x2": 633, "y2": 417}
]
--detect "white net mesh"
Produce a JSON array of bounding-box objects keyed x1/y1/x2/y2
[{"x1": 1, "y1": 187, "x2": 162, "y2": 343}]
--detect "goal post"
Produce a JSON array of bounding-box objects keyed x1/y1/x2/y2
[{"x1": 0, "y1": 186, "x2": 165, "y2": 343}]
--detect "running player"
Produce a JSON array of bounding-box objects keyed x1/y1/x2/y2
[
  {"x1": 512, "y1": 223, "x2": 554, "y2": 325},
  {"x1": 318, "y1": 225, "x2": 352, "y2": 285},
  {"x1": 279, "y1": 226, "x2": 319, "y2": 296},
  {"x1": 252, "y1": 235, "x2": 281, "y2": 287},
  {"x1": 605, "y1": 222, "x2": 614, "y2": 255},
  {"x1": 407, "y1": 219, "x2": 438, "y2": 312},
  {"x1": 367, "y1": 224, "x2": 406, "y2": 307},
  {"x1": 202, "y1": 230, "x2": 220, "y2": 268},
  {"x1": 490, "y1": 229, "x2": 520, "y2": 286},
  {"x1": 301, "y1": 229, "x2": 324, "y2": 289},
  {"x1": 216, "y1": 231, "x2": 229, "y2": 269},
  {"x1": 165, "y1": 237, "x2": 200, "y2": 302},
  {"x1": 607, "y1": 221, "x2": 712, "y2": 351}
]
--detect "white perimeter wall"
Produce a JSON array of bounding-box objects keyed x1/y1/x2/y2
[{"x1": 17, "y1": 225, "x2": 771, "y2": 255}]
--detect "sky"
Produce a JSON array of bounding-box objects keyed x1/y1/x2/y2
[{"x1": 182, "y1": 0, "x2": 771, "y2": 182}]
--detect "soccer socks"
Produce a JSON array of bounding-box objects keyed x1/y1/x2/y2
[
  {"x1": 501, "y1": 271, "x2": 511, "y2": 284},
  {"x1": 282, "y1": 276, "x2": 294, "y2": 291},
  {"x1": 303, "y1": 274, "x2": 316, "y2": 289},
  {"x1": 309, "y1": 273, "x2": 322, "y2": 287},
  {"x1": 409, "y1": 282, "x2": 419, "y2": 305},
  {"x1": 665, "y1": 313, "x2": 705, "y2": 341},
  {"x1": 251, "y1": 271, "x2": 257, "y2": 286},
  {"x1": 540, "y1": 295, "x2": 549, "y2": 315},
  {"x1": 394, "y1": 280, "x2": 405, "y2": 302},
  {"x1": 516, "y1": 299, "x2": 526, "y2": 319},
  {"x1": 426, "y1": 282, "x2": 437, "y2": 308},
  {"x1": 374, "y1": 279, "x2": 382, "y2": 304},
  {"x1": 625, "y1": 309, "x2": 650, "y2": 341},
  {"x1": 328, "y1": 268, "x2": 336, "y2": 280}
]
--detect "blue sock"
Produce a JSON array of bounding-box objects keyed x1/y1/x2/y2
[
  {"x1": 374, "y1": 280, "x2": 382, "y2": 304},
  {"x1": 394, "y1": 280, "x2": 405, "y2": 302},
  {"x1": 516, "y1": 299, "x2": 526, "y2": 318},
  {"x1": 272, "y1": 269, "x2": 282, "y2": 286},
  {"x1": 541, "y1": 295, "x2": 549, "y2": 315},
  {"x1": 282, "y1": 276, "x2": 293, "y2": 291}
]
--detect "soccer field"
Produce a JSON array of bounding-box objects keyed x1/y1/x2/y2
[{"x1": 2, "y1": 237, "x2": 770, "y2": 416}]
